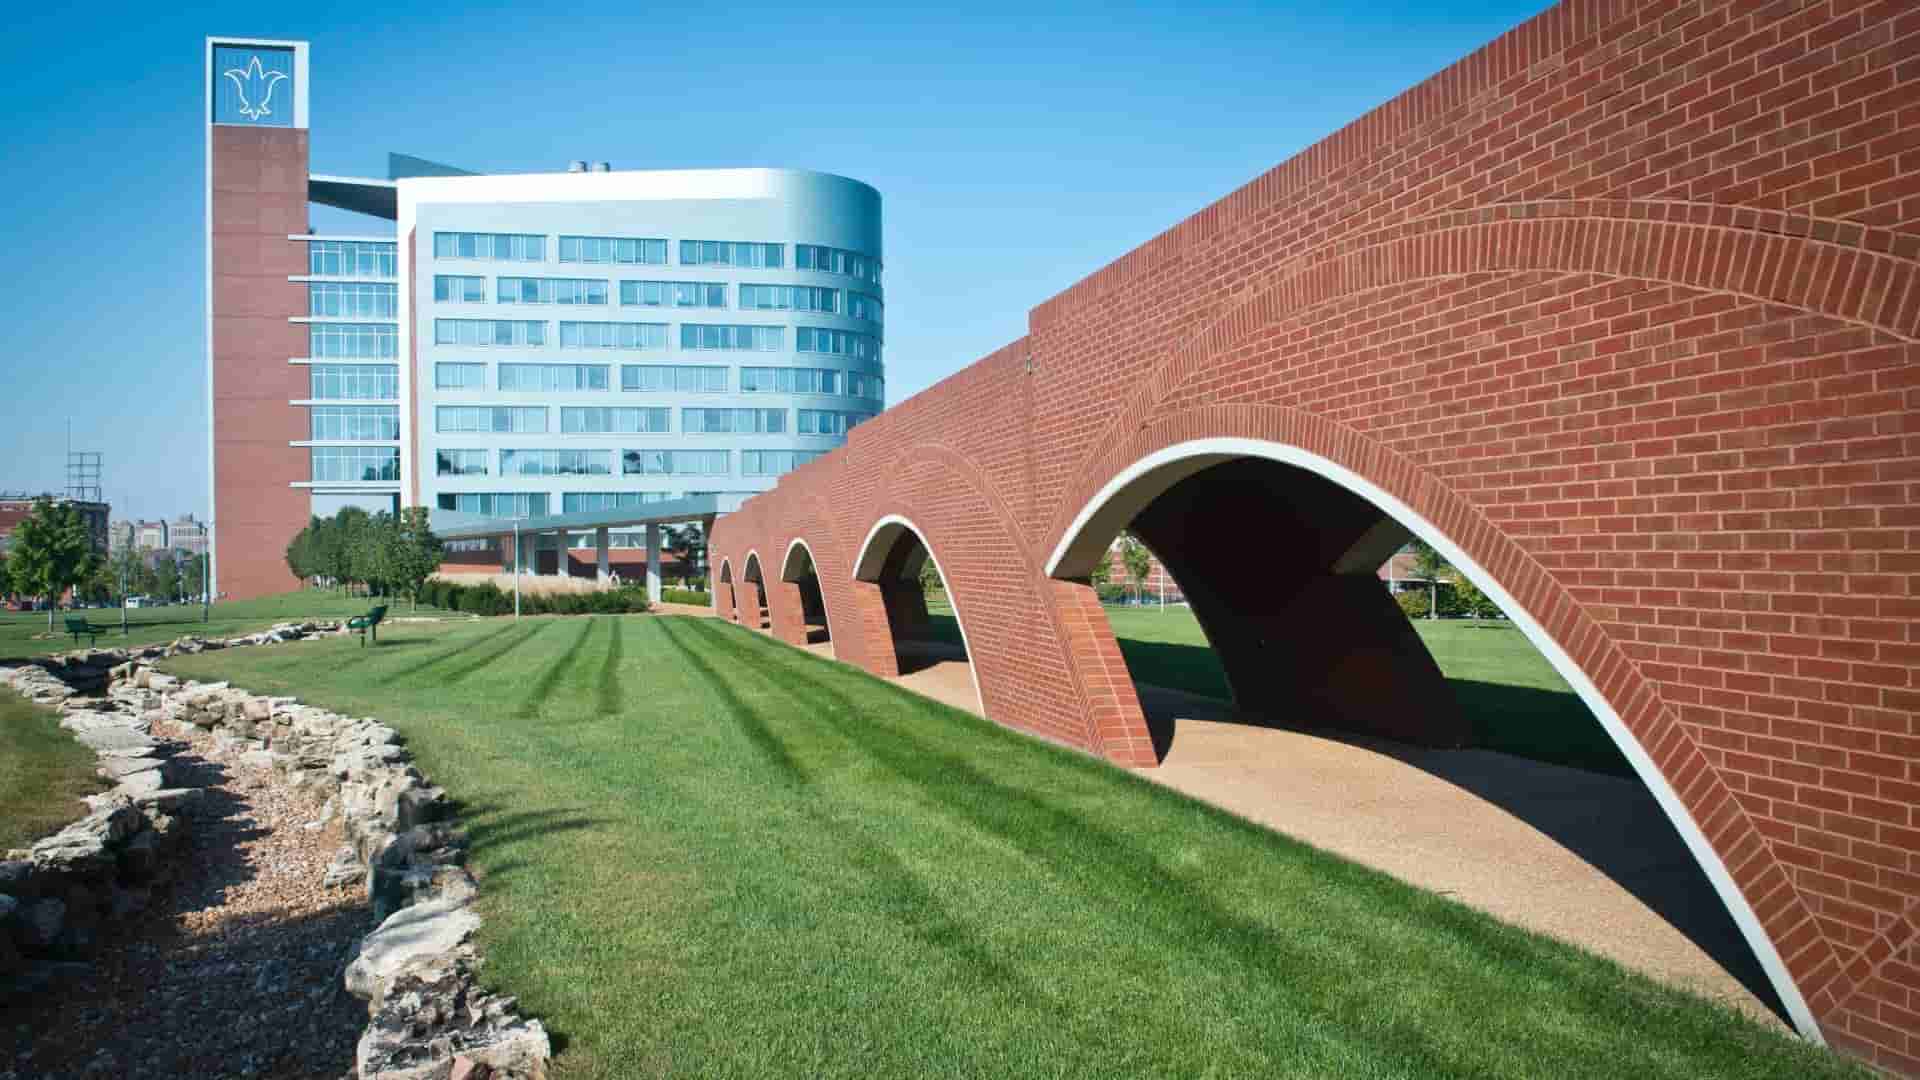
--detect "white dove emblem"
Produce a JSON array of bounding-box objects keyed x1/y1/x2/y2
[{"x1": 223, "y1": 55, "x2": 289, "y2": 122}]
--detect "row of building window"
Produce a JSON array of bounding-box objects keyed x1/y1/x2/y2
[
  {"x1": 430, "y1": 404, "x2": 872, "y2": 436},
  {"x1": 436, "y1": 491, "x2": 760, "y2": 517},
  {"x1": 428, "y1": 321, "x2": 882, "y2": 359},
  {"x1": 307, "y1": 240, "x2": 396, "y2": 279},
  {"x1": 309, "y1": 364, "x2": 398, "y2": 401},
  {"x1": 310, "y1": 282, "x2": 397, "y2": 318},
  {"x1": 434, "y1": 233, "x2": 879, "y2": 283},
  {"x1": 430, "y1": 362, "x2": 883, "y2": 401},
  {"x1": 312, "y1": 446, "x2": 400, "y2": 482},
  {"x1": 431, "y1": 276, "x2": 880, "y2": 324},
  {"x1": 312, "y1": 324, "x2": 399, "y2": 359},
  {"x1": 311, "y1": 406, "x2": 400, "y2": 441},
  {"x1": 436, "y1": 447, "x2": 818, "y2": 479}
]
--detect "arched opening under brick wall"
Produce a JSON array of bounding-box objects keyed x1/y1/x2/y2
[
  {"x1": 1047, "y1": 437, "x2": 1815, "y2": 1039},
  {"x1": 741, "y1": 552, "x2": 770, "y2": 631},
  {"x1": 780, "y1": 538, "x2": 832, "y2": 653},
  {"x1": 716, "y1": 558, "x2": 738, "y2": 623},
  {"x1": 852, "y1": 515, "x2": 983, "y2": 716}
]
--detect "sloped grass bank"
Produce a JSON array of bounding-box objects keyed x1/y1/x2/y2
[
  {"x1": 0, "y1": 688, "x2": 107, "y2": 850},
  {"x1": 165, "y1": 615, "x2": 1857, "y2": 1078}
]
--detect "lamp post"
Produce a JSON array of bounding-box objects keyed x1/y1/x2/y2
[{"x1": 512, "y1": 521, "x2": 521, "y2": 619}]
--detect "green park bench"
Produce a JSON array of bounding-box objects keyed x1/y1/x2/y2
[
  {"x1": 347, "y1": 604, "x2": 388, "y2": 646},
  {"x1": 64, "y1": 616, "x2": 108, "y2": 646}
]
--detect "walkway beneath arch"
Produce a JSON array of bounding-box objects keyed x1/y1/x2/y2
[{"x1": 1133, "y1": 683, "x2": 1783, "y2": 1025}]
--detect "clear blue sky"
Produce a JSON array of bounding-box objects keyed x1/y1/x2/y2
[{"x1": 0, "y1": 0, "x2": 1550, "y2": 522}]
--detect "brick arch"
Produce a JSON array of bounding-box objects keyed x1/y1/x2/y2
[
  {"x1": 1041, "y1": 403, "x2": 1830, "y2": 1040},
  {"x1": 841, "y1": 448, "x2": 1154, "y2": 763},
  {"x1": 768, "y1": 536, "x2": 831, "y2": 649},
  {"x1": 714, "y1": 557, "x2": 738, "y2": 623},
  {"x1": 740, "y1": 550, "x2": 768, "y2": 631},
  {"x1": 1055, "y1": 203, "x2": 1918, "y2": 549}
]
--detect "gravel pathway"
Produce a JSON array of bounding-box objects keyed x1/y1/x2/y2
[{"x1": 1, "y1": 719, "x2": 371, "y2": 1079}]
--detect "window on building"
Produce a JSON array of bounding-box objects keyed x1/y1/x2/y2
[
  {"x1": 311, "y1": 323, "x2": 398, "y2": 359},
  {"x1": 311, "y1": 446, "x2": 400, "y2": 482},
  {"x1": 796, "y1": 409, "x2": 874, "y2": 436},
  {"x1": 433, "y1": 275, "x2": 487, "y2": 303},
  {"x1": 435, "y1": 362, "x2": 487, "y2": 390},
  {"x1": 310, "y1": 405, "x2": 400, "y2": 441},
  {"x1": 435, "y1": 492, "x2": 549, "y2": 517},
  {"x1": 558, "y1": 236, "x2": 669, "y2": 265},
  {"x1": 558, "y1": 321, "x2": 670, "y2": 350},
  {"x1": 309, "y1": 364, "x2": 398, "y2": 401},
  {"x1": 681, "y1": 408, "x2": 785, "y2": 434},
  {"x1": 678, "y1": 241, "x2": 782, "y2": 268},
  {"x1": 795, "y1": 243, "x2": 881, "y2": 285},
  {"x1": 620, "y1": 365, "x2": 729, "y2": 393},
  {"x1": 619, "y1": 280, "x2": 727, "y2": 308},
  {"x1": 740, "y1": 449, "x2": 820, "y2": 477},
  {"x1": 848, "y1": 291, "x2": 883, "y2": 326},
  {"x1": 309, "y1": 282, "x2": 398, "y2": 318},
  {"x1": 559, "y1": 406, "x2": 672, "y2": 434},
  {"x1": 739, "y1": 367, "x2": 841, "y2": 394},
  {"x1": 846, "y1": 371, "x2": 885, "y2": 403},
  {"x1": 621, "y1": 449, "x2": 730, "y2": 476},
  {"x1": 434, "y1": 319, "x2": 545, "y2": 347},
  {"x1": 433, "y1": 233, "x2": 546, "y2": 262},
  {"x1": 737, "y1": 284, "x2": 838, "y2": 313},
  {"x1": 679, "y1": 324, "x2": 783, "y2": 351},
  {"x1": 496, "y1": 277, "x2": 610, "y2": 305},
  {"x1": 796, "y1": 326, "x2": 879, "y2": 361},
  {"x1": 563, "y1": 491, "x2": 678, "y2": 512},
  {"x1": 308, "y1": 240, "x2": 397, "y2": 278},
  {"x1": 497, "y1": 363, "x2": 610, "y2": 392},
  {"x1": 434, "y1": 406, "x2": 548, "y2": 433},
  {"x1": 436, "y1": 449, "x2": 489, "y2": 476},
  {"x1": 500, "y1": 449, "x2": 613, "y2": 476}
]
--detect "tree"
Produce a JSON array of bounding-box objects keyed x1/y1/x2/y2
[
  {"x1": 1407, "y1": 539, "x2": 1450, "y2": 621},
  {"x1": 387, "y1": 507, "x2": 444, "y2": 610},
  {"x1": 1454, "y1": 577, "x2": 1501, "y2": 621},
  {"x1": 662, "y1": 524, "x2": 705, "y2": 586},
  {"x1": 153, "y1": 554, "x2": 181, "y2": 604},
  {"x1": 1119, "y1": 534, "x2": 1152, "y2": 605},
  {"x1": 183, "y1": 552, "x2": 208, "y2": 601},
  {"x1": 1089, "y1": 548, "x2": 1112, "y2": 589},
  {"x1": 329, "y1": 507, "x2": 370, "y2": 593},
  {"x1": 7, "y1": 499, "x2": 100, "y2": 630}
]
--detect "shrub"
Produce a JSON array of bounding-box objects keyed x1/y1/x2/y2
[
  {"x1": 661, "y1": 588, "x2": 711, "y2": 606},
  {"x1": 460, "y1": 582, "x2": 510, "y2": 616},
  {"x1": 1394, "y1": 588, "x2": 1431, "y2": 620}
]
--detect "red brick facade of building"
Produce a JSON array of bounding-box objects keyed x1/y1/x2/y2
[
  {"x1": 711, "y1": 0, "x2": 1920, "y2": 1068},
  {"x1": 210, "y1": 126, "x2": 309, "y2": 600}
]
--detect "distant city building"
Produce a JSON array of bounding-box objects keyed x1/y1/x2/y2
[
  {"x1": 170, "y1": 515, "x2": 209, "y2": 556},
  {"x1": 109, "y1": 519, "x2": 135, "y2": 553},
  {"x1": 135, "y1": 519, "x2": 169, "y2": 552},
  {"x1": 0, "y1": 494, "x2": 112, "y2": 556}
]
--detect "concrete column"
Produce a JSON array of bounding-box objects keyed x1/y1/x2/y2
[
  {"x1": 595, "y1": 527, "x2": 610, "y2": 586},
  {"x1": 646, "y1": 523, "x2": 662, "y2": 603}
]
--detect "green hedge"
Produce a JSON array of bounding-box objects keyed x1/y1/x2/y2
[
  {"x1": 418, "y1": 578, "x2": 651, "y2": 616},
  {"x1": 661, "y1": 588, "x2": 712, "y2": 606}
]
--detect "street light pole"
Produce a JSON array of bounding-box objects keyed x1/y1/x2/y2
[{"x1": 512, "y1": 521, "x2": 521, "y2": 619}]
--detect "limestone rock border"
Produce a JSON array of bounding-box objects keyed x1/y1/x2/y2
[{"x1": 0, "y1": 622, "x2": 550, "y2": 1080}]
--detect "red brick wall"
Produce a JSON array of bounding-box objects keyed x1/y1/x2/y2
[
  {"x1": 210, "y1": 126, "x2": 309, "y2": 600},
  {"x1": 711, "y1": 0, "x2": 1920, "y2": 1066}
]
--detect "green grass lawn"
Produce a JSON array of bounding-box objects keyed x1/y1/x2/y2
[
  {"x1": 0, "y1": 590, "x2": 459, "y2": 661},
  {"x1": 0, "y1": 688, "x2": 108, "y2": 851},
  {"x1": 162, "y1": 616, "x2": 1853, "y2": 1078},
  {"x1": 1099, "y1": 605, "x2": 1632, "y2": 775}
]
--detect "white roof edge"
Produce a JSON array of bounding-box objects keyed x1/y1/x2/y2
[
  {"x1": 287, "y1": 234, "x2": 397, "y2": 243},
  {"x1": 310, "y1": 174, "x2": 397, "y2": 189}
]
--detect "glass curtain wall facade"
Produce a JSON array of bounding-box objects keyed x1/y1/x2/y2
[
  {"x1": 294, "y1": 236, "x2": 402, "y2": 514},
  {"x1": 411, "y1": 170, "x2": 883, "y2": 518}
]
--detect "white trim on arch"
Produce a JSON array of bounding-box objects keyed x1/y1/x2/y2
[
  {"x1": 1042, "y1": 436, "x2": 1822, "y2": 1043},
  {"x1": 851, "y1": 514, "x2": 986, "y2": 717}
]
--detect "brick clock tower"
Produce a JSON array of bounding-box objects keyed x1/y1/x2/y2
[{"x1": 205, "y1": 37, "x2": 311, "y2": 600}]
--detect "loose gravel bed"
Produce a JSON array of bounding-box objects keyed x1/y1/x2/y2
[{"x1": 0, "y1": 719, "x2": 370, "y2": 1080}]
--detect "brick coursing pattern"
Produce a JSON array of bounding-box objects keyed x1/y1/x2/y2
[{"x1": 711, "y1": 0, "x2": 1919, "y2": 1069}]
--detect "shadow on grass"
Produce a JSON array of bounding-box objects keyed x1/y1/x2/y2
[{"x1": 375, "y1": 620, "x2": 525, "y2": 687}]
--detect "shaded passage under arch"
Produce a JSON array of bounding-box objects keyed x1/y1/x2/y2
[
  {"x1": 780, "y1": 540, "x2": 831, "y2": 647},
  {"x1": 1052, "y1": 448, "x2": 1799, "y2": 1031}
]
